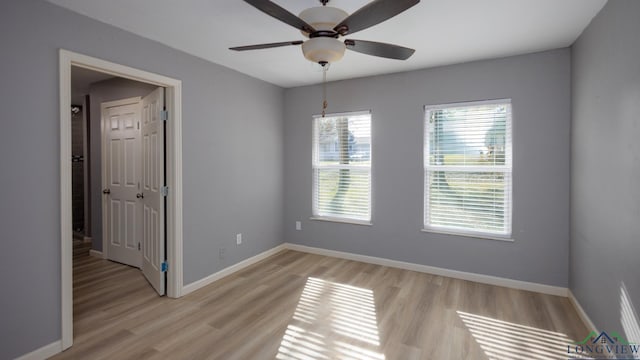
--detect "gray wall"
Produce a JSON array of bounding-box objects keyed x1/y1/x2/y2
[
  {"x1": 284, "y1": 49, "x2": 571, "y2": 287},
  {"x1": 0, "y1": 0, "x2": 284, "y2": 358},
  {"x1": 571, "y1": 0, "x2": 640, "y2": 339},
  {"x1": 87, "y1": 77, "x2": 157, "y2": 251}
]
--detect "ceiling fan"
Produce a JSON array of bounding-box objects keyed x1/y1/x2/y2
[{"x1": 230, "y1": 0, "x2": 420, "y2": 65}]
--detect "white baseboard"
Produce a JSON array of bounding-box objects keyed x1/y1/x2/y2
[
  {"x1": 182, "y1": 244, "x2": 288, "y2": 296},
  {"x1": 284, "y1": 243, "x2": 568, "y2": 297},
  {"x1": 569, "y1": 290, "x2": 597, "y2": 332},
  {"x1": 89, "y1": 249, "x2": 103, "y2": 259},
  {"x1": 180, "y1": 240, "x2": 574, "y2": 308},
  {"x1": 15, "y1": 340, "x2": 62, "y2": 360}
]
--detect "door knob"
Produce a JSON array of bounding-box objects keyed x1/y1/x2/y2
[
  {"x1": 136, "y1": 193, "x2": 144, "y2": 199},
  {"x1": 102, "y1": 188, "x2": 111, "y2": 194}
]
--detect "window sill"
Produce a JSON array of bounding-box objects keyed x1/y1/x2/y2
[
  {"x1": 421, "y1": 228, "x2": 514, "y2": 242},
  {"x1": 310, "y1": 217, "x2": 372, "y2": 227}
]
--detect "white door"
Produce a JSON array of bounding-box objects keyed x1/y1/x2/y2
[
  {"x1": 103, "y1": 99, "x2": 142, "y2": 268},
  {"x1": 141, "y1": 87, "x2": 166, "y2": 295}
]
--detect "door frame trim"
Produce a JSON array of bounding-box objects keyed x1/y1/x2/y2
[
  {"x1": 59, "y1": 49, "x2": 184, "y2": 350},
  {"x1": 100, "y1": 96, "x2": 142, "y2": 263}
]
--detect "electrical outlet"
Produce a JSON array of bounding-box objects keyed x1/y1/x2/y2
[
  {"x1": 236, "y1": 233, "x2": 242, "y2": 245},
  {"x1": 219, "y1": 247, "x2": 226, "y2": 259},
  {"x1": 296, "y1": 221, "x2": 301, "y2": 231}
]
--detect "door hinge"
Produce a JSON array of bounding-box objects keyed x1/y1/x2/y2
[
  {"x1": 161, "y1": 110, "x2": 168, "y2": 121},
  {"x1": 138, "y1": 242, "x2": 141, "y2": 251},
  {"x1": 161, "y1": 262, "x2": 168, "y2": 272},
  {"x1": 160, "y1": 186, "x2": 169, "y2": 197}
]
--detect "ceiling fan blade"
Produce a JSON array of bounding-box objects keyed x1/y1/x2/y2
[
  {"x1": 345, "y1": 39, "x2": 415, "y2": 60},
  {"x1": 244, "y1": 0, "x2": 316, "y2": 34},
  {"x1": 230, "y1": 41, "x2": 304, "y2": 51},
  {"x1": 334, "y1": 0, "x2": 420, "y2": 35}
]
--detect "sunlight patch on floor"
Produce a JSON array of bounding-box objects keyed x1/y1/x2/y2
[
  {"x1": 457, "y1": 310, "x2": 575, "y2": 360},
  {"x1": 277, "y1": 277, "x2": 385, "y2": 360}
]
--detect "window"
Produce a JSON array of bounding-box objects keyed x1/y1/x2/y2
[
  {"x1": 313, "y1": 111, "x2": 371, "y2": 223},
  {"x1": 424, "y1": 100, "x2": 512, "y2": 239}
]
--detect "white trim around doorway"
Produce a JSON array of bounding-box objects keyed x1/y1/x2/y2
[{"x1": 59, "y1": 49, "x2": 184, "y2": 351}]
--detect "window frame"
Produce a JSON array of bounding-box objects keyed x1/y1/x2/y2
[
  {"x1": 311, "y1": 110, "x2": 372, "y2": 225},
  {"x1": 423, "y1": 99, "x2": 513, "y2": 240}
]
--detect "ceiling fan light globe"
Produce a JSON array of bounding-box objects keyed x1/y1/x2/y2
[
  {"x1": 299, "y1": 6, "x2": 349, "y2": 36},
  {"x1": 302, "y1": 37, "x2": 346, "y2": 64}
]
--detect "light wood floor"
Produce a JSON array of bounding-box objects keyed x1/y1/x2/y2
[{"x1": 52, "y1": 241, "x2": 588, "y2": 360}]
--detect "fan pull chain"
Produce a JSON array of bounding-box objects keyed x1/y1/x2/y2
[{"x1": 322, "y1": 64, "x2": 328, "y2": 117}]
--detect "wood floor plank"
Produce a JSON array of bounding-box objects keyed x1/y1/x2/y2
[{"x1": 51, "y1": 241, "x2": 589, "y2": 359}]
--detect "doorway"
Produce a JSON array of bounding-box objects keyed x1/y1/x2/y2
[{"x1": 60, "y1": 49, "x2": 184, "y2": 351}]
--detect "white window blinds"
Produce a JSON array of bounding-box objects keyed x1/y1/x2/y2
[
  {"x1": 424, "y1": 100, "x2": 512, "y2": 238},
  {"x1": 313, "y1": 112, "x2": 371, "y2": 223}
]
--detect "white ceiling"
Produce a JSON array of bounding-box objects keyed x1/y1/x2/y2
[{"x1": 48, "y1": 0, "x2": 606, "y2": 88}]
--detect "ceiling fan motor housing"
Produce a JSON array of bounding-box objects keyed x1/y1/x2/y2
[{"x1": 299, "y1": 6, "x2": 348, "y2": 35}]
